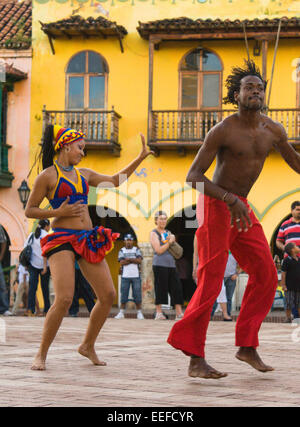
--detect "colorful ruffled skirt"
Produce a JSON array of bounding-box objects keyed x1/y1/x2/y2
[{"x1": 40, "y1": 226, "x2": 120, "y2": 264}]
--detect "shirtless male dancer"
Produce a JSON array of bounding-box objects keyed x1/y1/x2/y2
[{"x1": 168, "y1": 60, "x2": 300, "y2": 379}]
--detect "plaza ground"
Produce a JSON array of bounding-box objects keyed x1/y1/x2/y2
[{"x1": 0, "y1": 316, "x2": 299, "y2": 407}]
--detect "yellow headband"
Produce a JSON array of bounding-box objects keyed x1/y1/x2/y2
[{"x1": 53, "y1": 125, "x2": 85, "y2": 152}]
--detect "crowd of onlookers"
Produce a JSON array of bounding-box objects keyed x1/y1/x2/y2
[{"x1": 1, "y1": 201, "x2": 300, "y2": 322}]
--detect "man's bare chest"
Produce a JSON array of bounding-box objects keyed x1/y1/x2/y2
[{"x1": 224, "y1": 128, "x2": 275, "y2": 159}]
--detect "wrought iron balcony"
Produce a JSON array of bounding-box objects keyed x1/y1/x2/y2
[
  {"x1": 150, "y1": 108, "x2": 300, "y2": 155},
  {"x1": 43, "y1": 108, "x2": 122, "y2": 156}
]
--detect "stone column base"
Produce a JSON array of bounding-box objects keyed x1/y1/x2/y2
[{"x1": 139, "y1": 242, "x2": 155, "y2": 310}]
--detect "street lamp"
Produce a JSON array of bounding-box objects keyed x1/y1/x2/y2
[{"x1": 17, "y1": 180, "x2": 30, "y2": 209}]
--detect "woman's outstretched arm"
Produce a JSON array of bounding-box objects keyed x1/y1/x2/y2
[{"x1": 80, "y1": 134, "x2": 154, "y2": 188}]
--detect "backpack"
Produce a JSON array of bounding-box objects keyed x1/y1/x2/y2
[{"x1": 19, "y1": 233, "x2": 34, "y2": 267}]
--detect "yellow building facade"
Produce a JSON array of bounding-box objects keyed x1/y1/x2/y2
[{"x1": 30, "y1": 0, "x2": 300, "y2": 306}]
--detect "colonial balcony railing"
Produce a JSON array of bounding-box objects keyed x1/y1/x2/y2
[
  {"x1": 150, "y1": 108, "x2": 300, "y2": 154},
  {"x1": 43, "y1": 108, "x2": 122, "y2": 156}
]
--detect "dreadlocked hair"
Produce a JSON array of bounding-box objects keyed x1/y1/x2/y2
[{"x1": 223, "y1": 60, "x2": 267, "y2": 105}]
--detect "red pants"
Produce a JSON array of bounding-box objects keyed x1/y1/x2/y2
[{"x1": 167, "y1": 195, "x2": 277, "y2": 358}]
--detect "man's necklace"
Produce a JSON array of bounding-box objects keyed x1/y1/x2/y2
[{"x1": 56, "y1": 160, "x2": 74, "y2": 172}]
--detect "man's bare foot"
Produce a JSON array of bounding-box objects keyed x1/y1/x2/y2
[
  {"x1": 31, "y1": 354, "x2": 46, "y2": 371},
  {"x1": 188, "y1": 357, "x2": 228, "y2": 379},
  {"x1": 78, "y1": 344, "x2": 107, "y2": 366},
  {"x1": 235, "y1": 347, "x2": 274, "y2": 372}
]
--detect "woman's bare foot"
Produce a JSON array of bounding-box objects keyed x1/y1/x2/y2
[
  {"x1": 188, "y1": 357, "x2": 228, "y2": 379},
  {"x1": 235, "y1": 347, "x2": 274, "y2": 372},
  {"x1": 78, "y1": 344, "x2": 107, "y2": 366},
  {"x1": 31, "y1": 354, "x2": 46, "y2": 371}
]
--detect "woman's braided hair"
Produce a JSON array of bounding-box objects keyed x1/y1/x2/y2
[
  {"x1": 41, "y1": 124, "x2": 56, "y2": 170},
  {"x1": 28, "y1": 124, "x2": 55, "y2": 178}
]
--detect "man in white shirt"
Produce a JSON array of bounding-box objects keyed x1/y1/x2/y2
[{"x1": 115, "y1": 234, "x2": 144, "y2": 320}]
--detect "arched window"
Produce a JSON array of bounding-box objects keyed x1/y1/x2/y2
[
  {"x1": 66, "y1": 51, "x2": 108, "y2": 110},
  {"x1": 179, "y1": 48, "x2": 222, "y2": 109}
]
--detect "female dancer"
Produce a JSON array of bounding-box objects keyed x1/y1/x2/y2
[{"x1": 25, "y1": 124, "x2": 153, "y2": 370}]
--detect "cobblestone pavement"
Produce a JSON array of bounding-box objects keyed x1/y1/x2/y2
[{"x1": 0, "y1": 316, "x2": 299, "y2": 407}]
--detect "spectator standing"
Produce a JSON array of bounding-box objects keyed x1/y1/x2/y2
[
  {"x1": 276, "y1": 201, "x2": 300, "y2": 318},
  {"x1": 276, "y1": 201, "x2": 300, "y2": 252},
  {"x1": 12, "y1": 264, "x2": 29, "y2": 315},
  {"x1": 224, "y1": 252, "x2": 239, "y2": 316},
  {"x1": 150, "y1": 211, "x2": 183, "y2": 320},
  {"x1": 12, "y1": 265, "x2": 43, "y2": 315},
  {"x1": 25, "y1": 219, "x2": 51, "y2": 316},
  {"x1": 115, "y1": 234, "x2": 144, "y2": 320},
  {"x1": 192, "y1": 233, "x2": 198, "y2": 284},
  {"x1": 69, "y1": 261, "x2": 95, "y2": 317},
  {"x1": 281, "y1": 242, "x2": 300, "y2": 323},
  {"x1": 176, "y1": 256, "x2": 195, "y2": 302},
  {"x1": 211, "y1": 281, "x2": 233, "y2": 321},
  {"x1": 194, "y1": 235, "x2": 232, "y2": 321},
  {"x1": 0, "y1": 224, "x2": 11, "y2": 316}
]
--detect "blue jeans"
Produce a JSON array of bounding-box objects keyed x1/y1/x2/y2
[
  {"x1": 0, "y1": 262, "x2": 9, "y2": 314},
  {"x1": 224, "y1": 276, "x2": 237, "y2": 316},
  {"x1": 211, "y1": 277, "x2": 237, "y2": 318},
  {"x1": 283, "y1": 295, "x2": 299, "y2": 318},
  {"x1": 28, "y1": 264, "x2": 50, "y2": 313},
  {"x1": 120, "y1": 277, "x2": 142, "y2": 304}
]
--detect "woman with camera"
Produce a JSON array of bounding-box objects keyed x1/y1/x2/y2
[{"x1": 150, "y1": 211, "x2": 183, "y2": 320}]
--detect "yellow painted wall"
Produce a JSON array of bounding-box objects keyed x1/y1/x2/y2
[{"x1": 31, "y1": 0, "x2": 300, "y2": 306}]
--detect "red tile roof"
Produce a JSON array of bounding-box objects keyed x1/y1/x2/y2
[
  {"x1": 137, "y1": 16, "x2": 300, "y2": 39},
  {"x1": 0, "y1": 0, "x2": 32, "y2": 49},
  {"x1": 40, "y1": 15, "x2": 128, "y2": 38}
]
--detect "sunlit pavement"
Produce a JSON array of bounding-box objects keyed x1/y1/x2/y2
[{"x1": 0, "y1": 316, "x2": 299, "y2": 407}]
